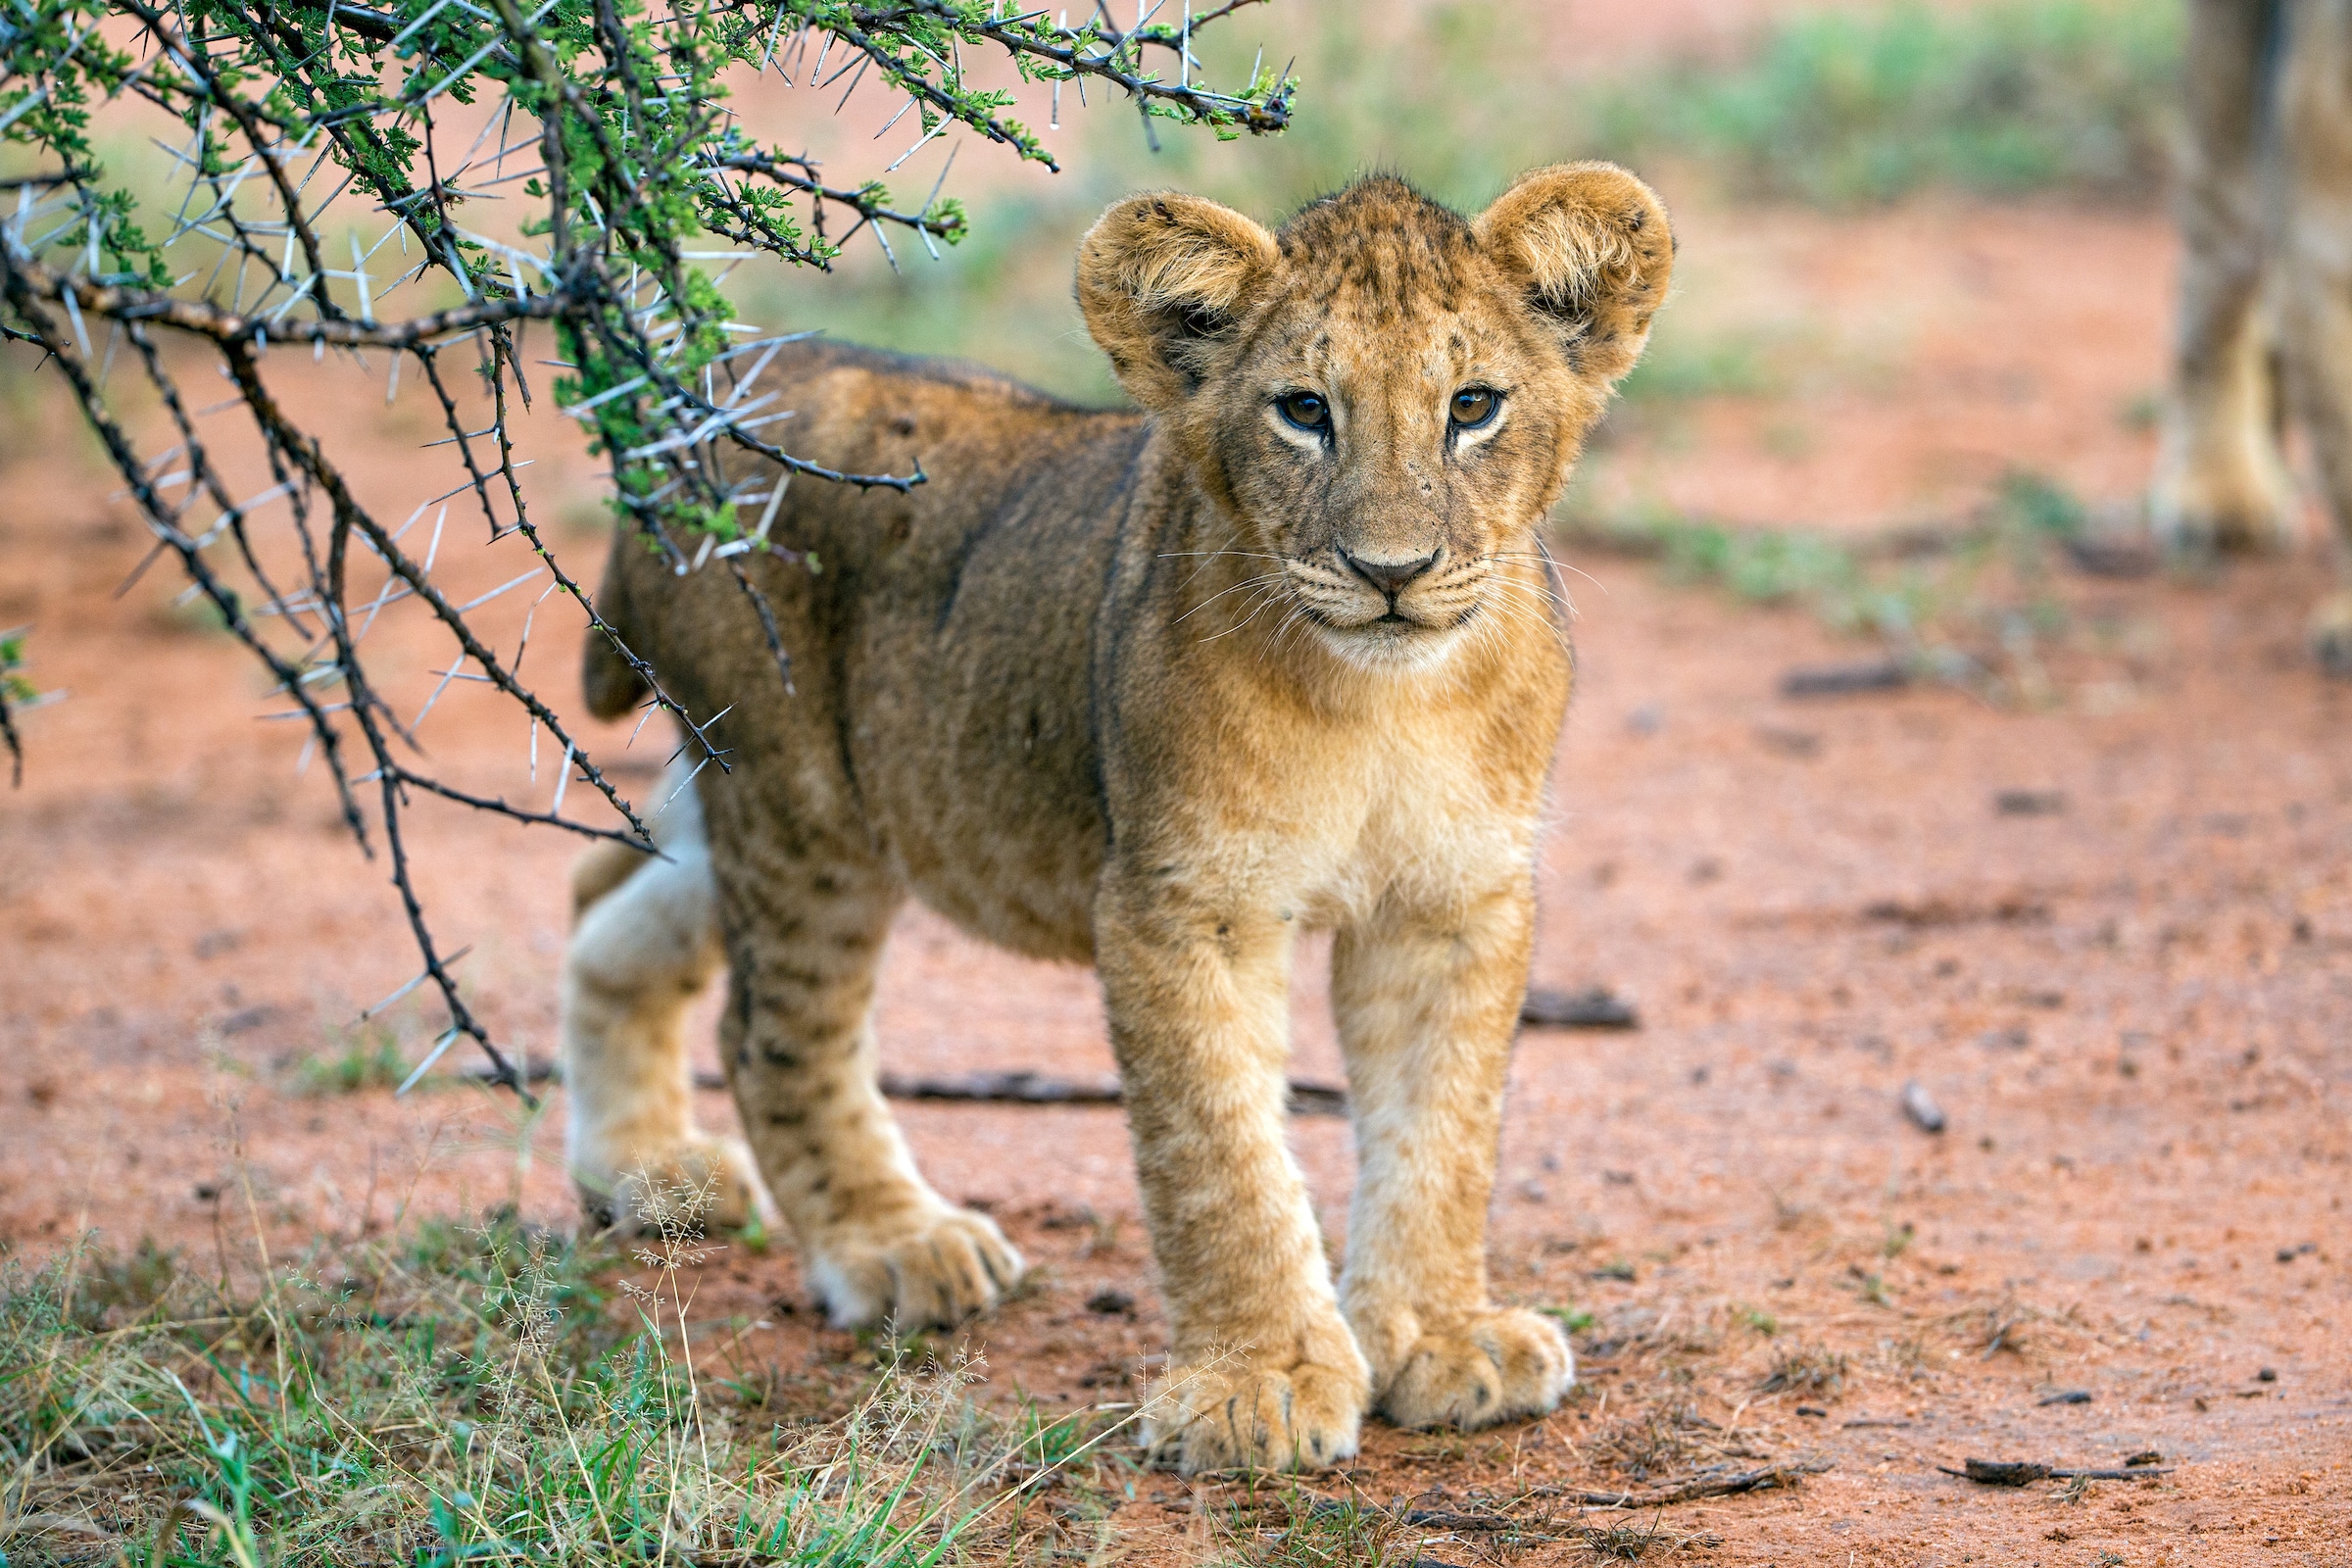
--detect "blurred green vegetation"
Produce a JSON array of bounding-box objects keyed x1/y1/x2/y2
[
  {"x1": 1560, "y1": 467, "x2": 2107, "y2": 701},
  {"x1": 1591, "y1": 0, "x2": 2181, "y2": 207},
  {"x1": 767, "y1": 0, "x2": 2181, "y2": 403},
  {"x1": 0, "y1": 629, "x2": 33, "y2": 707},
  {"x1": 287, "y1": 1019, "x2": 413, "y2": 1096},
  {"x1": 1618, "y1": 329, "x2": 1781, "y2": 405}
]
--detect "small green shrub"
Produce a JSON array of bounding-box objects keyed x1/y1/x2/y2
[{"x1": 1997, "y1": 468, "x2": 2089, "y2": 539}]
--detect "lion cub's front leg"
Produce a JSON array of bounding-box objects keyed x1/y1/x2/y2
[
  {"x1": 1331, "y1": 885, "x2": 1572, "y2": 1432},
  {"x1": 1097, "y1": 880, "x2": 1371, "y2": 1474}
]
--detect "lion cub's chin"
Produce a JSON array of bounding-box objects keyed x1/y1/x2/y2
[{"x1": 1307, "y1": 614, "x2": 1473, "y2": 675}]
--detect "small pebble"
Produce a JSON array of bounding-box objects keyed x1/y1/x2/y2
[{"x1": 1901, "y1": 1080, "x2": 1946, "y2": 1134}]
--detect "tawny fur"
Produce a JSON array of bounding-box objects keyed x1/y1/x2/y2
[
  {"x1": 2158, "y1": 0, "x2": 2352, "y2": 672},
  {"x1": 564, "y1": 768, "x2": 764, "y2": 1235},
  {"x1": 560, "y1": 166, "x2": 1674, "y2": 1472}
]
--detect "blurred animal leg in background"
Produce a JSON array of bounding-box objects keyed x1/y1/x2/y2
[
  {"x1": 2277, "y1": 0, "x2": 2352, "y2": 672},
  {"x1": 2154, "y1": 0, "x2": 2298, "y2": 555},
  {"x1": 563, "y1": 761, "x2": 763, "y2": 1232}
]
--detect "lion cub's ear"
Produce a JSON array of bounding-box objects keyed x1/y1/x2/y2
[
  {"x1": 1077, "y1": 192, "x2": 1279, "y2": 411},
  {"x1": 1474, "y1": 163, "x2": 1673, "y2": 385}
]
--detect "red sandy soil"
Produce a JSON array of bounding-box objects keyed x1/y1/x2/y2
[
  {"x1": 1576, "y1": 196, "x2": 2182, "y2": 532},
  {"x1": 3, "y1": 18, "x2": 2349, "y2": 1550}
]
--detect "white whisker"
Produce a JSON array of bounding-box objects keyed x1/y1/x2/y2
[{"x1": 1173, "y1": 570, "x2": 1289, "y2": 626}]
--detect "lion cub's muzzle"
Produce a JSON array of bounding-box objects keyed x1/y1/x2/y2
[{"x1": 1286, "y1": 546, "x2": 1491, "y2": 642}]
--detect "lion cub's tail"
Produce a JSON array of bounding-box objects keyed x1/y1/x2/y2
[
  {"x1": 567, "y1": 751, "x2": 707, "y2": 923},
  {"x1": 569, "y1": 839, "x2": 644, "y2": 924},
  {"x1": 582, "y1": 539, "x2": 652, "y2": 721}
]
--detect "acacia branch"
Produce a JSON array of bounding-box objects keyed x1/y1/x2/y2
[
  {"x1": 1, "y1": 0, "x2": 1296, "y2": 1102},
  {"x1": 6, "y1": 253, "x2": 570, "y2": 346},
  {"x1": 706, "y1": 151, "x2": 966, "y2": 242}
]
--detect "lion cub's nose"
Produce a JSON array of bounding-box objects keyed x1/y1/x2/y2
[{"x1": 1341, "y1": 548, "x2": 1439, "y2": 599}]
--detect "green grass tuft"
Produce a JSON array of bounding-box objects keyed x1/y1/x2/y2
[
  {"x1": 1558, "y1": 467, "x2": 2115, "y2": 704},
  {"x1": 1, "y1": 1205, "x2": 1139, "y2": 1565},
  {"x1": 287, "y1": 1023, "x2": 412, "y2": 1098},
  {"x1": 1218, "y1": 1483, "x2": 1413, "y2": 1567},
  {"x1": 1541, "y1": 1304, "x2": 1597, "y2": 1335}
]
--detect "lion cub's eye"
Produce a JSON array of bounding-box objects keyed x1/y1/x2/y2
[
  {"x1": 1276, "y1": 391, "x2": 1331, "y2": 433},
  {"x1": 1449, "y1": 387, "x2": 1500, "y2": 429}
]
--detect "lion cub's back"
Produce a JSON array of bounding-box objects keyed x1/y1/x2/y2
[{"x1": 767, "y1": 343, "x2": 1149, "y2": 962}]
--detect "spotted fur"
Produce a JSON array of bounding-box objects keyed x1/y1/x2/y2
[{"x1": 562, "y1": 165, "x2": 1674, "y2": 1471}]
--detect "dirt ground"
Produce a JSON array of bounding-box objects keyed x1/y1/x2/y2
[{"x1": 5, "y1": 22, "x2": 2352, "y2": 1566}]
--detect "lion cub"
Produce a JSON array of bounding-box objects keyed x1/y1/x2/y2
[{"x1": 561, "y1": 167, "x2": 1672, "y2": 1472}]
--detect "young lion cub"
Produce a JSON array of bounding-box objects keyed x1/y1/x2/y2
[{"x1": 562, "y1": 167, "x2": 1672, "y2": 1472}]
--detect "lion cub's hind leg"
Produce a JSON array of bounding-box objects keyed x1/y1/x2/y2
[
  {"x1": 711, "y1": 839, "x2": 1023, "y2": 1331},
  {"x1": 562, "y1": 782, "x2": 764, "y2": 1236}
]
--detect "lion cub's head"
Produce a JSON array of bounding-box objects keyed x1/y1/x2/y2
[{"x1": 1078, "y1": 167, "x2": 1671, "y2": 671}]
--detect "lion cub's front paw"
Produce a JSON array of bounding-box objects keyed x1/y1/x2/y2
[
  {"x1": 806, "y1": 1205, "x2": 1024, "y2": 1331},
  {"x1": 1373, "y1": 1307, "x2": 1573, "y2": 1432},
  {"x1": 1141, "y1": 1348, "x2": 1369, "y2": 1474},
  {"x1": 578, "y1": 1133, "x2": 762, "y2": 1237}
]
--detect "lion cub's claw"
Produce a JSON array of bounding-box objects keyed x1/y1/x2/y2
[
  {"x1": 1141, "y1": 1355, "x2": 1368, "y2": 1474},
  {"x1": 1374, "y1": 1307, "x2": 1573, "y2": 1433},
  {"x1": 578, "y1": 1133, "x2": 762, "y2": 1237},
  {"x1": 808, "y1": 1205, "x2": 1024, "y2": 1332}
]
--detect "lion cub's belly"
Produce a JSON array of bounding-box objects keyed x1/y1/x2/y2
[
  {"x1": 845, "y1": 525, "x2": 1114, "y2": 966},
  {"x1": 883, "y1": 756, "x2": 1106, "y2": 965}
]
